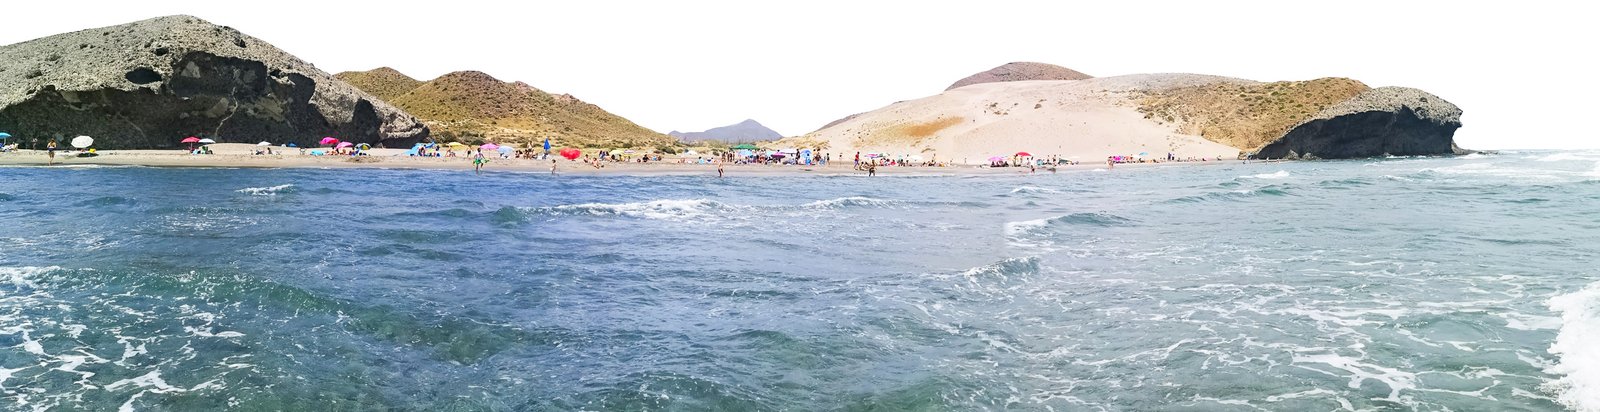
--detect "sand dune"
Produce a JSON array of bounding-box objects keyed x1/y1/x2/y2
[{"x1": 788, "y1": 75, "x2": 1247, "y2": 164}]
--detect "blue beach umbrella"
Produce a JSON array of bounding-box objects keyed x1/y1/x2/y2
[
  {"x1": 0, "y1": 132, "x2": 11, "y2": 139},
  {"x1": 286, "y1": 143, "x2": 298, "y2": 148},
  {"x1": 543, "y1": 138, "x2": 551, "y2": 151}
]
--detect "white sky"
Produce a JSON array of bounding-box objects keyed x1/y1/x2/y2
[{"x1": 5, "y1": 0, "x2": 1596, "y2": 149}]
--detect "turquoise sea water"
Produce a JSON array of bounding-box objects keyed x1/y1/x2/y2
[{"x1": 2, "y1": 151, "x2": 1599, "y2": 411}]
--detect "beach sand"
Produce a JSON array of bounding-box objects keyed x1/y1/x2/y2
[{"x1": 0, "y1": 143, "x2": 1249, "y2": 176}]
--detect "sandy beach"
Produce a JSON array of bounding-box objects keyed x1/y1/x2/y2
[{"x1": 0, "y1": 143, "x2": 1250, "y2": 176}]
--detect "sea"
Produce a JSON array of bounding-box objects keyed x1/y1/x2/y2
[{"x1": 2, "y1": 151, "x2": 1598, "y2": 411}]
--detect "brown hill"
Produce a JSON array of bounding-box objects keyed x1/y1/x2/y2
[
  {"x1": 334, "y1": 67, "x2": 422, "y2": 102},
  {"x1": 1133, "y1": 77, "x2": 1371, "y2": 152},
  {"x1": 343, "y1": 69, "x2": 673, "y2": 148},
  {"x1": 946, "y1": 62, "x2": 1093, "y2": 91}
]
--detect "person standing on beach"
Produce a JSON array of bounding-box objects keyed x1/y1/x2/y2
[
  {"x1": 854, "y1": 152, "x2": 860, "y2": 168},
  {"x1": 550, "y1": 159, "x2": 558, "y2": 175},
  {"x1": 473, "y1": 150, "x2": 486, "y2": 175},
  {"x1": 46, "y1": 139, "x2": 57, "y2": 165}
]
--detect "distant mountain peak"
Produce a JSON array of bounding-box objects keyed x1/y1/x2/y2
[
  {"x1": 672, "y1": 119, "x2": 783, "y2": 143},
  {"x1": 946, "y1": 62, "x2": 1093, "y2": 91}
]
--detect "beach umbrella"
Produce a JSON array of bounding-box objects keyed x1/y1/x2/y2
[
  {"x1": 0, "y1": 132, "x2": 11, "y2": 139},
  {"x1": 987, "y1": 155, "x2": 1004, "y2": 163},
  {"x1": 1015, "y1": 151, "x2": 1032, "y2": 157},
  {"x1": 543, "y1": 138, "x2": 551, "y2": 151},
  {"x1": 258, "y1": 141, "x2": 271, "y2": 146},
  {"x1": 335, "y1": 142, "x2": 354, "y2": 149},
  {"x1": 181, "y1": 137, "x2": 201, "y2": 143},
  {"x1": 559, "y1": 148, "x2": 581, "y2": 160},
  {"x1": 357, "y1": 143, "x2": 371, "y2": 151},
  {"x1": 71, "y1": 136, "x2": 93, "y2": 149},
  {"x1": 320, "y1": 137, "x2": 339, "y2": 146},
  {"x1": 481, "y1": 143, "x2": 499, "y2": 151},
  {"x1": 446, "y1": 142, "x2": 465, "y2": 147},
  {"x1": 497, "y1": 146, "x2": 514, "y2": 155},
  {"x1": 286, "y1": 143, "x2": 298, "y2": 148},
  {"x1": 198, "y1": 138, "x2": 216, "y2": 144}
]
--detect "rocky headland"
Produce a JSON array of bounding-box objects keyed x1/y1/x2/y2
[{"x1": 0, "y1": 15, "x2": 428, "y2": 149}]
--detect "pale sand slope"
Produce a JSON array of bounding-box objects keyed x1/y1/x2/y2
[{"x1": 794, "y1": 74, "x2": 1253, "y2": 164}]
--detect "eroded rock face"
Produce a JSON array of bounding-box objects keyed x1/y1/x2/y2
[
  {"x1": 0, "y1": 15, "x2": 427, "y2": 148},
  {"x1": 1252, "y1": 87, "x2": 1463, "y2": 159}
]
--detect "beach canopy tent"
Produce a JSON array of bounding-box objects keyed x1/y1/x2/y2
[
  {"x1": 737, "y1": 149, "x2": 754, "y2": 158},
  {"x1": 198, "y1": 138, "x2": 216, "y2": 144},
  {"x1": 320, "y1": 137, "x2": 339, "y2": 146},
  {"x1": 71, "y1": 136, "x2": 93, "y2": 149},
  {"x1": 732, "y1": 144, "x2": 759, "y2": 150}
]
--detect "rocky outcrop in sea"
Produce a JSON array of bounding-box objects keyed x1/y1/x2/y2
[
  {"x1": 1253, "y1": 87, "x2": 1465, "y2": 159},
  {"x1": 0, "y1": 15, "x2": 428, "y2": 149}
]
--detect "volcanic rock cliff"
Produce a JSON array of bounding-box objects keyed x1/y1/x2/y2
[{"x1": 0, "y1": 15, "x2": 428, "y2": 149}]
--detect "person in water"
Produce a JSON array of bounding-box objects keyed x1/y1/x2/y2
[
  {"x1": 867, "y1": 162, "x2": 877, "y2": 177},
  {"x1": 473, "y1": 150, "x2": 486, "y2": 175},
  {"x1": 550, "y1": 159, "x2": 558, "y2": 175},
  {"x1": 717, "y1": 161, "x2": 725, "y2": 178},
  {"x1": 46, "y1": 140, "x2": 56, "y2": 165}
]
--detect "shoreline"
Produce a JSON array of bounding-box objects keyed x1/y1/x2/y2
[{"x1": 0, "y1": 147, "x2": 1255, "y2": 176}]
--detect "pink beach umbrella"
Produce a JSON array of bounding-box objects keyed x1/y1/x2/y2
[
  {"x1": 320, "y1": 137, "x2": 339, "y2": 146},
  {"x1": 335, "y1": 141, "x2": 354, "y2": 149},
  {"x1": 480, "y1": 143, "x2": 499, "y2": 151}
]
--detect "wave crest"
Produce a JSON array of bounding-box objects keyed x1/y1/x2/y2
[
  {"x1": 1543, "y1": 281, "x2": 1600, "y2": 411},
  {"x1": 236, "y1": 184, "x2": 295, "y2": 196}
]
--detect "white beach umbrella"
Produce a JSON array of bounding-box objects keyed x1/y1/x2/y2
[
  {"x1": 257, "y1": 141, "x2": 271, "y2": 146},
  {"x1": 198, "y1": 138, "x2": 217, "y2": 144},
  {"x1": 71, "y1": 136, "x2": 94, "y2": 148}
]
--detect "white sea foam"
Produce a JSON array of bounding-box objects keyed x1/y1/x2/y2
[
  {"x1": 1240, "y1": 170, "x2": 1290, "y2": 179},
  {"x1": 1458, "y1": 153, "x2": 1489, "y2": 159},
  {"x1": 539, "y1": 199, "x2": 740, "y2": 221},
  {"x1": 235, "y1": 184, "x2": 294, "y2": 196},
  {"x1": 1536, "y1": 153, "x2": 1594, "y2": 162},
  {"x1": 1009, "y1": 185, "x2": 1060, "y2": 194},
  {"x1": 799, "y1": 196, "x2": 901, "y2": 209},
  {"x1": 1544, "y1": 281, "x2": 1600, "y2": 412}
]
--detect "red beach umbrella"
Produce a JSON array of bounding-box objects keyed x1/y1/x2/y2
[
  {"x1": 559, "y1": 148, "x2": 581, "y2": 160},
  {"x1": 1015, "y1": 151, "x2": 1032, "y2": 157},
  {"x1": 181, "y1": 137, "x2": 201, "y2": 143},
  {"x1": 320, "y1": 137, "x2": 339, "y2": 146}
]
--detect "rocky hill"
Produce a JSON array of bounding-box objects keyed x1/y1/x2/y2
[
  {"x1": 669, "y1": 119, "x2": 782, "y2": 143},
  {"x1": 336, "y1": 68, "x2": 672, "y2": 148},
  {"x1": 946, "y1": 62, "x2": 1093, "y2": 91},
  {"x1": 0, "y1": 15, "x2": 428, "y2": 149},
  {"x1": 334, "y1": 67, "x2": 422, "y2": 102},
  {"x1": 791, "y1": 65, "x2": 1463, "y2": 162}
]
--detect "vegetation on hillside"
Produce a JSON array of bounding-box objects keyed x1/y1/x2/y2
[
  {"x1": 336, "y1": 69, "x2": 675, "y2": 149},
  {"x1": 1135, "y1": 78, "x2": 1370, "y2": 151}
]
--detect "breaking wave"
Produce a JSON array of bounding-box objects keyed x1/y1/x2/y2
[
  {"x1": 236, "y1": 184, "x2": 295, "y2": 196},
  {"x1": 1544, "y1": 281, "x2": 1600, "y2": 412},
  {"x1": 1240, "y1": 170, "x2": 1291, "y2": 179}
]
